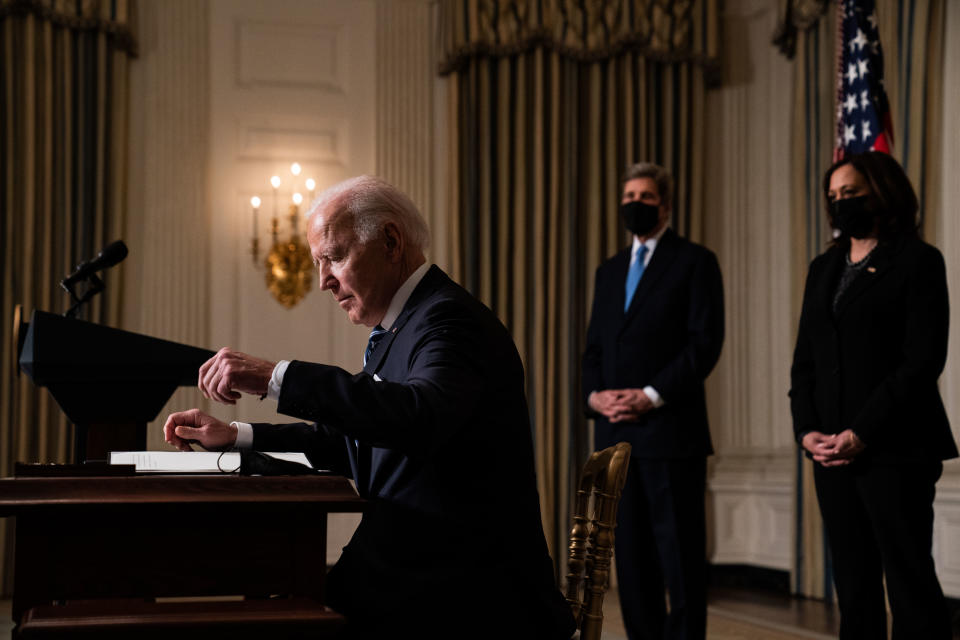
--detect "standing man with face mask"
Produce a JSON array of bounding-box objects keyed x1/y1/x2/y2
[{"x1": 582, "y1": 162, "x2": 724, "y2": 640}]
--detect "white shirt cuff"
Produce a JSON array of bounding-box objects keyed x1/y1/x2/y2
[
  {"x1": 232, "y1": 421, "x2": 254, "y2": 449},
  {"x1": 644, "y1": 385, "x2": 665, "y2": 408},
  {"x1": 268, "y1": 360, "x2": 290, "y2": 401}
]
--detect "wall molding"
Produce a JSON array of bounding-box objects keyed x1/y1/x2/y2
[{"x1": 708, "y1": 451, "x2": 794, "y2": 571}]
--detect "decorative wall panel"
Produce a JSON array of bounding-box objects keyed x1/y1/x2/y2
[{"x1": 236, "y1": 21, "x2": 343, "y2": 91}]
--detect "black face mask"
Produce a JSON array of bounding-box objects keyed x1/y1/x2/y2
[
  {"x1": 831, "y1": 195, "x2": 876, "y2": 239},
  {"x1": 621, "y1": 201, "x2": 660, "y2": 236}
]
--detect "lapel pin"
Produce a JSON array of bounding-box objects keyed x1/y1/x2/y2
[{"x1": 867, "y1": 267, "x2": 876, "y2": 273}]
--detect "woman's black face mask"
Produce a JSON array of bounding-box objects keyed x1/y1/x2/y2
[
  {"x1": 831, "y1": 195, "x2": 876, "y2": 239},
  {"x1": 621, "y1": 201, "x2": 660, "y2": 236}
]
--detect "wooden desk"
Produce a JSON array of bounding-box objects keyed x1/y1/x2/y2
[{"x1": 0, "y1": 474, "x2": 365, "y2": 627}]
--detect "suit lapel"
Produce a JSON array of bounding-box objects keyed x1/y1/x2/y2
[
  {"x1": 362, "y1": 265, "x2": 443, "y2": 375},
  {"x1": 360, "y1": 265, "x2": 445, "y2": 496},
  {"x1": 816, "y1": 247, "x2": 846, "y2": 319},
  {"x1": 610, "y1": 250, "x2": 632, "y2": 325},
  {"x1": 623, "y1": 228, "x2": 680, "y2": 322}
]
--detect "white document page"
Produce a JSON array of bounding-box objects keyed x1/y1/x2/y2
[{"x1": 109, "y1": 451, "x2": 312, "y2": 473}]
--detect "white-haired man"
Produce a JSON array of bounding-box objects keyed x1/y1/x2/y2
[{"x1": 164, "y1": 176, "x2": 575, "y2": 639}]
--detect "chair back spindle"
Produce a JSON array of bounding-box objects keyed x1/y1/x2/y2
[{"x1": 564, "y1": 442, "x2": 631, "y2": 640}]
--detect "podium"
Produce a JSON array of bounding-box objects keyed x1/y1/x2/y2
[
  {"x1": 17, "y1": 309, "x2": 215, "y2": 463},
  {"x1": 0, "y1": 473, "x2": 365, "y2": 637}
]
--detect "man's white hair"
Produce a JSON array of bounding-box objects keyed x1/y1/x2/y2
[{"x1": 307, "y1": 175, "x2": 430, "y2": 252}]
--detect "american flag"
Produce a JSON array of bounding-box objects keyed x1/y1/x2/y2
[{"x1": 833, "y1": 0, "x2": 893, "y2": 161}]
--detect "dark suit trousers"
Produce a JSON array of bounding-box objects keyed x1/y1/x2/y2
[
  {"x1": 814, "y1": 460, "x2": 951, "y2": 640},
  {"x1": 615, "y1": 457, "x2": 707, "y2": 640}
]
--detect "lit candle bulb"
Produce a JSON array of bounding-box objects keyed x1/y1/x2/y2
[
  {"x1": 305, "y1": 178, "x2": 316, "y2": 192},
  {"x1": 290, "y1": 163, "x2": 302, "y2": 177},
  {"x1": 292, "y1": 192, "x2": 303, "y2": 206},
  {"x1": 251, "y1": 196, "x2": 261, "y2": 235},
  {"x1": 270, "y1": 176, "x2": 281, "y2": 220}
]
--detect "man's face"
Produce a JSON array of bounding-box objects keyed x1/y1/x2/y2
[
  {"x1": 308, "y1": 210, "x2": 396, "y2": 327},
  {"x1": 621, "y1": 176, "x2": 670, "y2": 235}
]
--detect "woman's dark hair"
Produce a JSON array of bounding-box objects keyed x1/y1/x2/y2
[{"x1": 822, "y1": 151, "x2": 919, "y2": 244}]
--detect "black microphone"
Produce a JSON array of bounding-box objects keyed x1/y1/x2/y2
[{"x1": 61, "y1": 240, "x2": 129, "y2": 288}]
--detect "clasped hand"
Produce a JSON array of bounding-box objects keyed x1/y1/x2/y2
[
  {"x1": 198, "y1": 347, "x2": 277, "y2": 405},
  {"x1": 589, "y1": 388, "x2": 654, "y2": 423},
  {"x1": 802, "y1": 429, "x2": 865, "y2": 467}
]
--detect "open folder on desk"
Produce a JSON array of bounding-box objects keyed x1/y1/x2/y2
[{"x1": 110, "y1": 451, "x2": 315, "y2": 474}]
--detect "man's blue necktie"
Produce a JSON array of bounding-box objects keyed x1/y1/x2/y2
[
  {"x1": 364, "y1": 324, "x2": 389, "y2": 367},
  {"x1": 359, "y1": 324, "x2": 389, "y2": 452},
  {"x1": 624, "y1": 244, "x2": 648, "y2": 311}
]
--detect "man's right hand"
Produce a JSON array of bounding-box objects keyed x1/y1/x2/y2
[{"x1": 163, "y1": 409, "x2": 238, "y2": 452}]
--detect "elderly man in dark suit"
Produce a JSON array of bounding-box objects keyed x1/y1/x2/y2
[
  {"x1": 164, "y1": 175, "x2": 574, "y2": 639},
  {"x1": 582, "y1": 162, "x2": 724, "y2": 640}
]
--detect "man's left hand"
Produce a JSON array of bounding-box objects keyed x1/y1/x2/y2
[
  {"x1": 608, "y1": 388, "x2": 654, "y2": 423},
  {"x1": 198, "y1": 347, "x2": 277, "y2": 405}
]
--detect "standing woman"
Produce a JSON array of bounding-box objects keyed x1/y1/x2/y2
[{"x1": 790, "y1": 151, "x2": 957, "y2": 639}]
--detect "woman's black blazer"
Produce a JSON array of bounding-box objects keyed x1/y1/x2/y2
[{"x1": 790, "y1": 234, "x2": 958, "y2": 463}]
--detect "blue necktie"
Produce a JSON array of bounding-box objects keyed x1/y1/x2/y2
[
  {"x1": 359, "y1": 324, "x2": 389, "y2": 452},
  {"x1": 364, "y1": 324, "x2": 389, "y2": 367},
  {"x1": 624, "y1": 245, "x2": 648, "y2": 311}
]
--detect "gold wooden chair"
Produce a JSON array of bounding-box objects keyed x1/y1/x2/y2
[{"x1": 565, "y1": 441, "x2": 631, "y2": 640}]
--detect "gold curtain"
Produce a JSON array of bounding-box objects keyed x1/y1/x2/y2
[
  {"x1": 439, "y1": 0, "x2": 719, "y2": 569},
  {"x1": 0, "y1": 0, "x2": 135, "y2": 595},
  {"x1": 784, "y1": 0, "x2": 945, "y2": 600}
]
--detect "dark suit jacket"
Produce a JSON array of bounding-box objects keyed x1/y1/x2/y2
[
  {"x1": 582, "y1": 228, "x2": 725, "y2": 458},
  {"x1": 252, "y1": 265, "x2": 574, "y2": 637},
  {"x1": 790, "y1": 235, "x2": 958, "y2": 463}
]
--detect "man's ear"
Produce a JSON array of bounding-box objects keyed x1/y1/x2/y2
[{"x1": 383, "y1": 222, "x2": 403, "y2": 260}]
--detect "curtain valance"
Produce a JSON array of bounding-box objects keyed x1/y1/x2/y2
[
  {"x1": 0, "y1": 0, "x2": 136, "y2": 54},
  {"x1": 437, "y1": 0, "x2": 720, "y2": 84}
]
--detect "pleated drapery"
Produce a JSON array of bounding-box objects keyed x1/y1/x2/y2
[
  {"x1": 782, "y1": 0, "x2": 946, "y2": 600},
  {"x1": 0, "y1": 0, "x2": 135, "y2": 594},
  {"x1": 438, "y1": 0, "x2": 720, "y2": 570}
]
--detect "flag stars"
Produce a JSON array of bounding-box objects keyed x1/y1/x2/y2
[
  {"x1": 858, "y1": 58, "x2": 869, "y2": 78},
  {"x1": 847, "y1": 63, "x2": 859, "y2": 84},
  {"x1": 867, "y1": 13, "x2": 878, "y2": 30},
  {"x1": 861, "y1": 120, "x2": 872, "y2": 142},
  {"x1": 844, "y1": 124, "x2": 857, "y2": 145},
  {"x1": 860, "y1": 90, "x2": 870, "y2": 110},
  {"x1": 850, "y1": 28, "x2": 868, "y2": 52},
  {"x1": 844, "y1": 93, "x2": 859, "y2": 114}
]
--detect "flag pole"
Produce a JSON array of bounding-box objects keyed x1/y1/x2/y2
[{"x1": 833, "y1": 0, "x2": 846, "y2": 163}]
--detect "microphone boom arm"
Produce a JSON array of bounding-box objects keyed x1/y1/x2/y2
[{"x1": 62, "y1": 272, "x2": 105, "y2": 319}]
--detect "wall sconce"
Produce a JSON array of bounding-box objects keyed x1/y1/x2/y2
[{"x1": 250, "y1": 163, "x2": 316, "y2": 308}]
